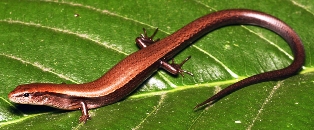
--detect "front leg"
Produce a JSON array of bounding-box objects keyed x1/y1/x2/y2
[{"x1": 79, "y1": 101, "x2": 91, "y2": 123}]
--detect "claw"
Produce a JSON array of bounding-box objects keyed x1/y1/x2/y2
[
  {"x1": 136, "y1": 28, "x2": 159, "y2": 48},
  {"x1": 170, "y1": 56, "x2": 193, "y2": 77}
]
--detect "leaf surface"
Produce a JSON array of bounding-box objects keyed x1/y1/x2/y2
[{"x1": 0, "y1": 0, "x2": 313, "y2": 129}]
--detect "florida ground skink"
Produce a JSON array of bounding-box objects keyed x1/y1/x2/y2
[{"x1": 8, "y1": 9, "x2": 305, "y2": 123}]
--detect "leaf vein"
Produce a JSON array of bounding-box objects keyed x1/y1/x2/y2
[
  {"x1": 0, "y1": 53, "x2": 79, "y2": 83},
  {"x1": 247, "y1": 81, "x2": 282, "y2": 130}
]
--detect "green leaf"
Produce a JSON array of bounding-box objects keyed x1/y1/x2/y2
[{"x1": 1, "y1": 0, "x2": 313, "y2": 129}]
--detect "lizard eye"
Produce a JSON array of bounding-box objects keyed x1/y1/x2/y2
[{"x1": 23, "y1": 93, "x2": 30, "y2": 97}]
